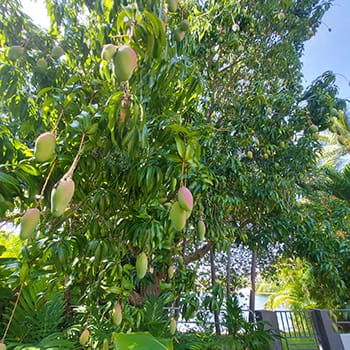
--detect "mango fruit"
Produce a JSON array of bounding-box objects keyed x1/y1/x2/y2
[
  {"x1": 170, "y1": 318, "x2": 177, "y2": 335},
  {"x1": 112, "y1": 303, "x2": 123, "y2": 326},
  {"x1": 167, "y1": 0, "x2": 177, "y2": 12},
  {"x1": 51, "y1": 46, "x2": 64, "y2": 59},
  {"x1": 136, "y1": 252, "x2": 148, "y2": 279},
  {"x1": 0, "y1": 342, "x2": 6, "y2": 350},
  {"x1": 178, "y1": 186, "x2": 193, "y2": 212},
  {"x1": 101, "y1": 338, "x2": 109, "y2": 350},
  {"x1": 51, "y1": 177, "x2": 75, "y2": 217},
  {"x1": 169, "y1": 201, "x2": 187, "y2": 231},
  {"x1": 8, "y1": 45, "x2": 24, "y2": 61},
  {"x1": 34, "y1": 132, "x2": 56, "y2": 162},
  {"x1": 113, "y1": 45, "x2": 137, "y2": 81},
  {"x1": 198, "y1": 220, "x2": 206, "y2": 240},
  {"x1": 174, "y1": 28, "x2": 185, "y2": 42},
  {"x1": 20, "y1": 208, "x2": 40, "y2": 240},
  {"x1": 36, "y1": 57, "x2": 48, "y2": 72},
  {"x1": 178, "y1": 19, "x2": 190, "y2": 32},
  {"x1": 101, "y1": 43, "x2": 117, "y2": 61},
  {"x1": 79, "y1": 329, "x2": 90, "y2": 346},
  {"x1": 168, "y1": 264, "x2": 174, "y2": 279}
]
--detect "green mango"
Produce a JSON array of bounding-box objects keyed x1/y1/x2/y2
[
  {"x1": 198, "y1": 220, "x2": 206, "y2": 240},
  {"x1": 20, "y1": 208, "x2": 40, "y2": 240},
  {"x1": 113, "y1": 45, "x2": 137, "y2": 81},
  {"x1": 101, "y1": 43, "x2": 117, "y2": 61},
  {"x1": 51, "y1": 46, "x2": 64, "y2": 59},
  {"x1": 169, "y1": 201, "x2": 187, "y2": 231},
  {"x1": 51, "y1": 178, "x2": 75, "y2": 217},
  {"x1": 8, "y1": 45, "x2": 24, "y2": 61},
  {"x1": 34, "y1": 132, "x2": 56, "y2": 162},
  {"x1": 167, "y1": 0, "x2": 177, "y2": 12},
  {"x1": 136, "y1": 252, "x2": 148, "y2": 279}
]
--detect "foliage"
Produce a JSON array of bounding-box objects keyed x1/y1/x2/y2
[
  {"x1": 0, "y1": 0, "x2": 347, "y2": 345},
  {"x1": 3, "y1": 280, "x2": 77, "y2": 349},
  {"x1": 112, "y1": 332, "x2": 168, "y2": 350}
]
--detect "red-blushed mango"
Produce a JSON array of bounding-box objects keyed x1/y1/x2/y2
[
  {"x1": 113, "y1": 45, "x2": 137, "y2": 81},
  {"x1": 178, "y1": 19, "x2": 190, "y2": 32},
  {"x1": 79, "y1": 329, "x2": 90, "y2": 346},
  {"x1": 167, "y1": 0, "x2": 177, "y2": 11},
  {"x1": 101, "y1": 338, "x2": 109, "y2": 350},
  {"x1": 51, "y1": 177, "x2": 75, "y2": 217},
  {"x1": 20, "y1": 208, "x2": 40, "y2": 240},
  {"x1": 51, "y1": 46, "x2": 64, "y2": 59},
  {"x1": 112, "y1": 303, "x2": 123, "y2": 326},
  {"x1": 198, "y1": 220, "x2": 206, "y2": 240},
  {"x1": 168, "y1": 264, "x2": 175, "y2": 279},
  {"x1": 136, "y1": 252, "x2": 148, "y2": 279},
  {"x1": 169, "y1": 201, "x2": 187, "y2": 231},
  {"x1": 178, "y1": 186, "x2": 193, "y2": 212},
  {"x1": 170, "y1": 318, "x2": 177, "y2": 335},
  {"x1": 101, "y1": 43, "x2": 117, "y2": 61},
  {"x1": 0, "y1": 342, "x2": 6, "y2": 350},
  {"x1": 34, "y1": 132, "x2": 56, "y2": 162},
  {"x1": 8, "y1": 45, "x2": 24, "y2": 61},
  {"x1": 174, "y1": 28, "x2": 185, "y2": 42}
]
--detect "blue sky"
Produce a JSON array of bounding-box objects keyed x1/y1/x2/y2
[
  {"x1": 302, "y1": 0, "x2": 350, "y2": 100},
  {"x1": 21, "y1": 0, "x2": 350, "y2": 99}
]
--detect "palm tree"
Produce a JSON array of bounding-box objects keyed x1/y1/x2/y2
[{"x1": 319, "y1": 109, "x2": 350, "y2": 169}]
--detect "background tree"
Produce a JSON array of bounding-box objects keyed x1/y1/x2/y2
[{"x1": 0, "y1": 0, "x2": 346, "y2": 347}]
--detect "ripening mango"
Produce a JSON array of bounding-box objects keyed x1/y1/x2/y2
[
  {"x1": 112, "y1": 303, "x2": 123, "y2": 326},
  {"x1": 0, "y1": 342, "x2": 6, "y2": 350},
  {"x1": 167, "y1": 0, "x2": 177, "y2": 11},
  {"x1": 198, "y1": 220, "x2": 206, "y2": 240},
  {"x1": 51, "y1": 177, "x2": 75, "y2": 217},
  {"x1": 113, "y1": 45, "x2": 137, "y2": 81},
  {"x1": 101, "y1": 43, "x2": 117, "y2": 61},
  {"x1": 178, "y1": 186, "x2": 193, "y2": 212},
  {"x1": 178, "y1": 19, "x2": 190, "y2": 32},
  {"x1": 34, "y1": 132, "x2": 56, "y2": 162},
  {"x1": 169, "y1": 201, "x2": 187, "y2": 231},
  {"x1": 20, "y1": 208, "x2": 40, "y2": 240},
  {"x1": 174, "y1": 28, "x2": 185, "y2": 42},
  {"x1": 79, "y1": 329, "x2": 90, "y2": 346},
  {"x1": 136, "y1": 252, "x2": 148, "y2": 279},
  {"x1": 8, "y1": 45, "x2": 24, "y2": 61}
]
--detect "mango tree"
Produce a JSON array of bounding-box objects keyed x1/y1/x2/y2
[{"x1": 0, "y1": 0, "x2": 342, "y2": 347}]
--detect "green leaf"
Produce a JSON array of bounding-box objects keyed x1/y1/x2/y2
[
  {"x1": 0, "y1": 171, "x2": 20, "y2": 188},
  {"x1": 174, "y1": 136, "x2": 186, "y2": 159},
  {"x1": 112, "y1": 332, "x2": 168, "y2": 350}
]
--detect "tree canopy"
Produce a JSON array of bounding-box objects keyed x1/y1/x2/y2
[{"x1": 1, "y1": 0, "x2": 348, "y2": 347}]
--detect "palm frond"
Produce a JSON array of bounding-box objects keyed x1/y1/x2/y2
[{"x1": 4, "y1": 280, "x2": 75, "y2": 349}]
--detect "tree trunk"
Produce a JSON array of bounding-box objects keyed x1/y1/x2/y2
[
  {"x1": 249, "y1": 249, "x2": 257, "y2": 322},
  {"x1": 210, "y1": 247, "x2": 221, "y2": 335},
  {"x1": 226, "y1": 244, "x2": 231, "y2": 298}
]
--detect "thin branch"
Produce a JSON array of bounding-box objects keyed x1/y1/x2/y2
[
  {"x1": 1, "y1": 283, "x2": 23, "y2": 343},
  {"x1": 183, "y1": 241, "x2": 213, "y2": 264}
]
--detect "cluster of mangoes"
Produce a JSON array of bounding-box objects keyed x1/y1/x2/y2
[
  {"x1": 101, "y1": 44, "x2": 137, "y2": 82},
  {"x1": 20, "y1": 131, "x2": 75, "y2": 240},
  {"x1": 7, "y1": 44, "x2": 64, "y2": 71}
]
